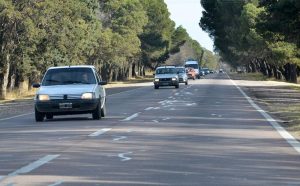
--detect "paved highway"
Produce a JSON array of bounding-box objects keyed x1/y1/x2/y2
[{"x1": 1, "y1": 73, "x2": 300, "y2": 186}]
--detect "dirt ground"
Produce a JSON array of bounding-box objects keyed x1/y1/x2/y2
[{"x1": 230, "y1": 73, "x2": 300, "y2": 140}]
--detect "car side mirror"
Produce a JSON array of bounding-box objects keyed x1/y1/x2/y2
[
  {"x1": 153, "y1": 73, "x2": 155, "y2": 76},
  {"x1": 99, "y1": 81, "x2": 107, "y2": 85},
  {"x1": 32, "y1": 83, "x2": 40, "y2": 88}
]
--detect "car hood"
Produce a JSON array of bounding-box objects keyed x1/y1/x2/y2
[
  {"x1": 37, "y1": 84, "x2": 96, "y2": 95},
  {"x1": 155, "y1": 74, "x2": 178, "y2": 79}
]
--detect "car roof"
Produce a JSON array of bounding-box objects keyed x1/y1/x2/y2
[
  {"x1": 175, "y1": 66, "x2": 185, "y2": 68},
  {"x1": 48, "y1": 65, "x2": 95, "y2": 70},
  {"x1": 156, "y1": 66, "x2": 176, "y2": 69}
]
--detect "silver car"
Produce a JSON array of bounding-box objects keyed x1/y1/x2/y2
[
  {"x1": 153, "y1": 66, "x2": 179, "y2": 89},
  {"x1": 33, "y1": 65, "x2": 107, "y2": 122},
  {"x1": 176, "y1": 67, "x2": 188, "y2": 85}
]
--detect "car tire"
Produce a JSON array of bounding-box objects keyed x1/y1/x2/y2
[
  {"x1": 175, "y1": 84, "x2": 179, "y2": 89},
  {"x1": 193, "y1": 77, "x2": 195, "y2": 80},
  {"x1": 46, "y1": 114, "x2": 53, "y2": 120},
  {"x1": 185, "y1": 81, "x2": 188, "y2": 85},
  {"x1": 92, "y1": 101, "x2": 102, "y2": 120},
  {"x1": 101, "y1": 102, "x2": 106, "y2": 117},
  {"x1": 154, "y1": 85, "x2": 159, "y2": 89},
  {"x1": 35, "y1": 107, "x2": 44, "y2": 122}
]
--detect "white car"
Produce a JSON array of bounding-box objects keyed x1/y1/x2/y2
[
  {"x1": 176, "y1": 67, "x2": 188, "y2": 85},
  {"x1": 33, "y1": 65, "x2": 107, "y2": 122},
  {"x1": 153, "y1": 66, "x2": 179, "y2": 89}
]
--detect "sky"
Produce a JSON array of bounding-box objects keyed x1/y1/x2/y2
[{"x1": 164, "y1": 0, "x2": 214, "y2": 52}]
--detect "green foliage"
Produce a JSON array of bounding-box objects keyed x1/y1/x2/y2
[
  {"x1": 200, "y1": 0, "x2": 300, "y2": 73},
  {"x1": 139, "y1": 0, "x2": 175, "y2": 68}
]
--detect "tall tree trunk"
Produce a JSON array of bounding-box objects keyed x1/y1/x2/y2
[
  {"x1": 267, "y1": 64, "x2": 273, "y2": 78},
  {"x1": 0, "y1": 55, "x2": 10, "y2": 99},
  {"x1": 128, "y1": 63, "x2": 133, "y2": 79},
  {"x1": 290, "y1": 63, "x2": 297, "y2": 83}
]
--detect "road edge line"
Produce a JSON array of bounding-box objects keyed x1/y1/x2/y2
[{"x1": 227, "y1": 74, "x2": 300, "y2": 154}]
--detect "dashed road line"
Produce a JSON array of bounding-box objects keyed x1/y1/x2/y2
[
  {"x1": 144, "y1": 107, "x2": 154, "y2": 111},
  {"x1": 0, "y1": 154, "x2": 60, "y2": 184},
  {"x1": 113, "y1": 136, "x2": 127, "y2": 141},
  {"x1": 0, "y1": 112, "x2": 34, "y2": 122},
  {"x1": 152, "y1": 120, "x2": 159, "y2": 123},
  {"x1": 88, "y1": 128, "x2": 111, "y2": 137},
  {"x1": 122, "y1": 112, "x2": 140, "y2": 121}
]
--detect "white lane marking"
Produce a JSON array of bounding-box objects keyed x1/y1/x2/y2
[
  {"x1": 5, "y1": 155, "x2": 60, "y2": 179},
  {"x1": 118, "y1": 152, "x2": 132, "y2": 161},
  {"x1": 211, "y1": 114, "x2": 217, "y2": 116},
  {"x1": 122, "y1": 112, "x2": 140, "y2": 121},
  {"x1": 153, "y1": 107, "x2": 160, "y2": 110},
  {"x1": 48, "y1": 180, "x2": 63, "y2": 186},
  {"x1": 228, "y1": 75, "x2": 300, "y2": 154},
  {"x1": 0, "y1": 112, "x2": 34, "y2": 122},
  {"x1": 88, "y1": 128, "x2": 111, "y2": 137},
  {"x1": 127, "y1": 129, "x2": 133, "y2": 133},
  {"x1": 113, "y1": 136, "x2": 127, "y2": 141},
  {"x1": 162, "y1": 117, "x2": 170, "y2": 121},
  {"x1": 144, "y1": 107, "x2": 154, "y2": 111},
  {"x1": 186, "y1": 103, "x2": 196, "y2": 106},
  {"x1": 152, "y1": 120, "x2": 159, "y2": 123}
]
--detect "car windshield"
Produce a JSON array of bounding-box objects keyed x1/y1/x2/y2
[
  {"x1": 42, "y1": 68, "x2": 96, "y2": 86},
  {"x1": 156, "y1": 68, "x2": 176, "y2": 74},
  {"x1": 185, "y1": 64, "x2": 198, "y2": 69},
  {"x1": 176, "y1": 68, "x2": 185, "y2": 73}
]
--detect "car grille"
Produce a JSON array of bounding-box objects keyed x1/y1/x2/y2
[
  {"x1": 159, "y1": 78, "x2": 172, "y2": 81},
  {"x1": 50, "y1": 94, "x2": 81, "y2": 100},
  {"x1": 179, "y1": 78, "x2": 183, "y2": 81}
]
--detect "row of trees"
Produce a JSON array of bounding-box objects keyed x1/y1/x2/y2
[
  {"x1": 200, "y1": 0, "x2": 300, "y2": 83},
  {"x1": 0, "y1": 0, "x2": 206, "y2": 99}
]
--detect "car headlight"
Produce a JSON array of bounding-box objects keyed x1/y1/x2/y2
[
  {"x1": 172, "y1": 77, "x2": 177, "y2": 81},
  {"x1": 38, "y1": 94, "x2": 50, "y2": 101},
  {"x1": 81, "y1": 92, "x2": 94, "y2": 99},
  {"x1": 154, "y1": 78, "x2": 160, "y2": 82}
]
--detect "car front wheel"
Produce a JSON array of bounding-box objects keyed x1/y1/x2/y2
[
  {"x1": 46, "y1": 114, "x2": 53, "y2": 120},
  {"x1": 92, "y1": 101, "x2": 102, "y2": 120},
  {"x1": 101, "y1": 103, "x2": 106, "y2": 117},
  {"x1": 154, "y1": 85, "x2": 159, "y2": 89},
  {"x1": 35, "y1": 107, "x2": 44, "y2": 122}
]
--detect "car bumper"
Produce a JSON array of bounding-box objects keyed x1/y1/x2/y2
[
  {"x1": 154, "y1": 81, "x2": 179, "y2": 86},
  {"x1": 35, "y1": 99, "x2": 99, "y2": 114},
  {"x1": 178, "y1": 78, "x2": 187, "y2": 83}
]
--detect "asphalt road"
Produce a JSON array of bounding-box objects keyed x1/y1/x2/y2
[{"x1": 1, "y1": 73, "x2": 300, "y2": 186}]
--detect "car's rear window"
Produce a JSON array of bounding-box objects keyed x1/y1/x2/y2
[
  {"x1": 176, "y1": 68, "x2": 185, "y2": 73},
  {"x1": 156, "y1": 68, "x2": 176, "y2": 74},
  {"x1": 42, "y1": 68, "x2": 96, "y2": 86}
]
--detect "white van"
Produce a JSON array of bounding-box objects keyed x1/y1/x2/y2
[{"x1": 184, "y1": 61, "x2": 200, "y2": 79}]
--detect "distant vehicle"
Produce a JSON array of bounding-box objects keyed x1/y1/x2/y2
[
  {"x1": 154, "y1": 66, "x2": 179, "y2": 89},
  {"x1": 33, "y1": 65, "x2": 107, "y2": 122},
  {"x1": 176, "y1": 66, "x2": 188, "y2": 85},
  {"x1": 184, "y1": 61, "x2": 200, "y2": 79},
  {"x1": 186, "y1": 67, "x2": 196, "y2": 80},
  {"x1": 202, "y1": 68, "x2": 210, "y2": 75},
  {"x1": 219, "y1": 69, "x2": 224, "y2": 73}
]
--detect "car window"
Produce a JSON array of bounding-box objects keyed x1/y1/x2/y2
[
  {"x1": 176, "y1": 68, "x2": 185, "y2": 73},
  {"x1": 156, "y1": 68, "x2": 176, "y2": 74},
  {"x1": 42, "y1": 68, "x2": 96, "y2": 86}
]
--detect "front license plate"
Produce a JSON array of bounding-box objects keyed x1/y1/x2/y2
[
  {"x1": 59, "y1": 103, "x2": 72, "y2": 109},
  {"x1": 162, "y1": 83, "x2": 169, "y2": 86}
]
